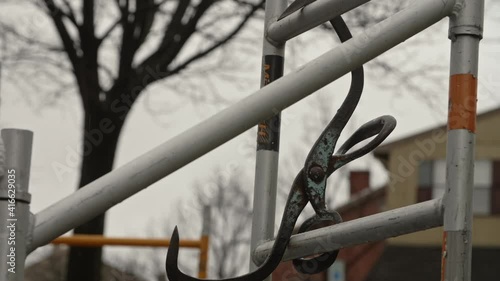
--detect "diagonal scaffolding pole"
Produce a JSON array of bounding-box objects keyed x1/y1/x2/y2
[{"x1": 29, "y1": 0, "x2": 457, "y2": 254}]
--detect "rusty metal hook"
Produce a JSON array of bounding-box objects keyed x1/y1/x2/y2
[{"x1": 165, "y1": 15, "x2": 396, "y2": 281}]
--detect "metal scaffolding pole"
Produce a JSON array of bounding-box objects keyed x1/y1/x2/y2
[
  {"x1": 198, "y1": 205, "x2": 211, "y2": 279},
  {"x1": 0, "y1": 129, "x2": 34, "y2": 281},
  {"x1": 253, "y1": 198, "x2": 443, "y2": 264},
  {"x1": 249, "y1": 1, "x2": 286, "y2": 279},
  {"x1": 442, "y1": 1, "x2": 484, "y2": 280},
  {"x1": 266, "y1": 0, "x2": 369, "y2": 43},
  {"x1": 29, "y1": 0, "x2": 456, "y2": 253},
  {"x1": 51, "y1": 235, "x2": 202, "y2": 248}
]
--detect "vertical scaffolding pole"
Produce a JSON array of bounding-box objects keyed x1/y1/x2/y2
[
  {"x1": 0, "y1": 129, "x2": 34, "y2": 281},
  {"x1": 442, "y1": 1, "x2": 484, "y2": 280},
  {"x1": 198, "y1": 205, "x2": 211, "y2": 279},
  {"x1": 249, "y1": 0, "x2": 287, "y2": 278}
]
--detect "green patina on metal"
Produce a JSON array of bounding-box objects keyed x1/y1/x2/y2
[{"x1": 166, "y1": 15, "x2": 397, "y2": 281}]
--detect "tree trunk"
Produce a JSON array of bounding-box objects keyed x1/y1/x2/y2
[{"x1": 66, "y1": 103, "x2": 126, "y2": 281}]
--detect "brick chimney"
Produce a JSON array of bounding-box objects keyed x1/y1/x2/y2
[{"x1": 349, "y1": 170, "x2": 370, "y2": 195}]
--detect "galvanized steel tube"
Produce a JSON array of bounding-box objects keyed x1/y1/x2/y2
[
  {"x1": 253, "y1": 198, "x2": 443, "y2": 264},
  {"x1": 0, "y1": 129, "x2": 33, "y2": 281},
  {"x1": 249, "y1": 1, "x2": 286, "y2": 277},
  {"x1": 442, "y1": 1, "x2": 484, "y2": 280},
  {"x1": 266, "y1": 0, "x2": 369, "y2": 43},
  {"x1": 30, "y1": 0, "x2": 456, "y2": 253}
]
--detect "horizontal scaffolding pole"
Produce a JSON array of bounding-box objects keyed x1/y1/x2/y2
[
  {"x1": 267, "y1": 0, "x2": 369, "y2": 43},
  {"x1": 253, "y1": 199, "x2": 444, "y2": 264},
  {"x1": 28, "y1": 0, "x2": 456, "y2": 253},
  {"x1": 51, "y1": 235, "x2": 201, "y2": 248}
]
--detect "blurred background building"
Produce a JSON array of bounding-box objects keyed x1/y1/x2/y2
[{"x1": 274, "y1": 107, "x2": 500, "y2": 281}]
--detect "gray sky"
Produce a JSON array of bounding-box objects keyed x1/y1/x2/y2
[{"x1": 1, "y1": 0, "x2": 499, "y2": 275}]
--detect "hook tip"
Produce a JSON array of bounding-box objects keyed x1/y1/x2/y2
[{"x1": 166, "y1": 226, "x2": 181, "y2": 272}]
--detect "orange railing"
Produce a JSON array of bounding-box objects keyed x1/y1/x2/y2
[{"x1": 52, "y1": 234, "x2": 209, "y2": 278}]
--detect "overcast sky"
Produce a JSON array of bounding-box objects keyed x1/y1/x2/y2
[{"x1": 1, "y1": 0, "x2": 499, "y2": 275}]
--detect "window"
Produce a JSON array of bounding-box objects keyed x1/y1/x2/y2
[
  {"x1": 432, "y1": 160, "x2": 446, "y2": 200},
  {"x1": 417, "y1": 160, "x2": 433, "y2": 202},
  {"x1": 492, "y1": 162, "x2": 500, "y2": 214},
  {"x1": 472, "y1": 161, "x2": 492, "y2": 215},
  {"x1": 418, "y1": 160, "x2": 500, "y2": 215}
]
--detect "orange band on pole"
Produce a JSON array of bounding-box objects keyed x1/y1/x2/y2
[
  {"x1": 198, "y1": 235, "x2": 209, "y2": 278},
  {"x1": 52, "y1": 234, "x2": 201, "y2": 248},
  {"x1": 448, "y1": 74, "x2": 477, "y2": 132}
]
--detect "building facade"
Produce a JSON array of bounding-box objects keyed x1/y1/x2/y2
[
  {"x1": 272, "y1": 172, "x2": 386, "y2": 281},
  {"x1": 371, "y1": 108, "x2": 500, "y2": 280},
  {"x1": 273, "y1": 108, "x2": 500, "y2": 280}
]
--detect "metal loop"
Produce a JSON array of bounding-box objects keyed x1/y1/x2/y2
[{"x1": 292, "y1": 211, "x2": 342, "y2": 274}]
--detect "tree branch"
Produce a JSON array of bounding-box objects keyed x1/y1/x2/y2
[
  {"x1": 169, "y1": 0, "x2": 263, "y2": 76},
  {"x1": 0, "y1": 22, "x2": 64, "y2": 52},
  {"x1": 134, "y1": 0, "x2": 157, "y2": 48},
  {"x1": 97, "y1": 18, "x2": 121, "y2": 45},
  {"x1": 138, "y1": 0, "x2": 191, "y2": 68},
  {"x1": 135, "y1": 0, "x2": 263, "y2": 90},
  {"x1": 81, "y1": 0, "x2": 97, "y2": 60},
  {"x1": 159, "y1": 0, "x2": 191, "y2": 50},
  {"x1": 41, "y1": 0, "x2": 81, "y2": 73},
  {"x1": 61, "y1": 0, "x2": 79, "y2": 27},
  {"x1": 98, "y1": 0, "x2": 164, "y2": 46},
  {"x1": 107, "y1": 0, "x2": 193, "y2": 101}
]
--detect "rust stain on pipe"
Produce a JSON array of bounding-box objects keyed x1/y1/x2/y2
[{"x1": 448, "y1": 74, "x2": 477, "y2": 132}]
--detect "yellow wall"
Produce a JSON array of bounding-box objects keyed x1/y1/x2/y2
[{"x1": 383, "y1": 111, "x2": 500, "y2": 246}]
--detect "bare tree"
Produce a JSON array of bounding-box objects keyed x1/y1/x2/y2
[
  {"x1": 192, "y1": 169, "x2": 253, "y2": 278},
  {"x1": 0, "y1": 1, "x2": 264, "y2": 280},
  {"x1": 119, "y1": 167, "x2": 253, "y2": 280}
]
